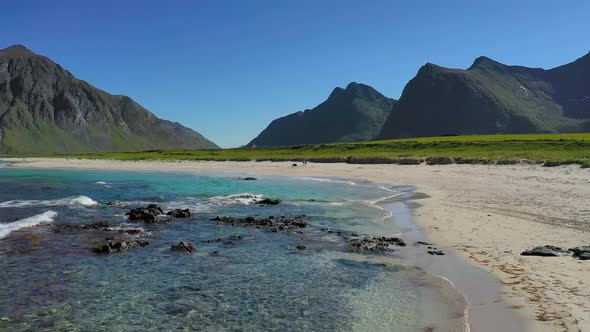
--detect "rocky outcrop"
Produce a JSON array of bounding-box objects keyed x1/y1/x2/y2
[
  {"x1": 126, "y1": 204, "x2": 164, "y2": 223},
  {"x1": 167, "y1": 209, "x2": 191, "y2": 218},
  {"x1": 92, "y1": 238, "x2": 149, "y2": 254},
  {"x1": 521, "y1": 245, "x2": 572, "y2": 257},
  {"x1": 211, "y1": 215, "x2": 309, "y2": 232},
  {"x1": 347, "y1": 236, "x2": 406, "y2": 252}
]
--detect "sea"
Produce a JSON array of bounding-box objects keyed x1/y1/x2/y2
[{"x1": 0, "y1": 167, "x2": 467, "y2": 331}]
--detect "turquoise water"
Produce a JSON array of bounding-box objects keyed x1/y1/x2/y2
[{"x1": 0, "y1": 168, "x2": 462, "y2": 331}]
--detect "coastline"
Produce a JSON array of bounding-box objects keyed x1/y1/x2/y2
[{"x1": 3, "y1": 158, "x2": 589, "y2": 331}]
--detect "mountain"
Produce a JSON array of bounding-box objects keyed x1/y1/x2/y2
[
  {"x1": 0, "y1": 45, "x2": 219, "y2": 154},
  {"x1": 248, "y1": 82, "x2": 396, "y2": 147},
  {"x1": 377, "y1": 52, "x2": 590, "y2": 139}
]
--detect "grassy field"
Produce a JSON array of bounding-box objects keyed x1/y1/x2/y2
[{"x1": 44, "y1": 133, "x2": 590, "y2": 166}]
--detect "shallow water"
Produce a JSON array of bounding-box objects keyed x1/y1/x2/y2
[{"x1": 0, "y1": 168, "x2": 465, "y2": 331}]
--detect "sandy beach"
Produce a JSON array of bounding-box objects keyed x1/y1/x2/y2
[{"x1": 3, "y1": 158, "x2": 590, "y2": 332}]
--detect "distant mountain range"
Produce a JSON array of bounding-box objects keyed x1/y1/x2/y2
[
  {"x1": 248, "y1": 82, "x2": 395, "y2": 147},
  {"x1": 251, "y1": 52, "x2": 590, "y2": 147},
  {"x1": 0, "y1": 45, "x2": 218, "y2": 154}
]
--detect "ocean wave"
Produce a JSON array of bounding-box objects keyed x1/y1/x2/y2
[
  {"x1": 0, "y1": 195, "x2": 99, "y2": 208},
  {"x1": 164, "y1": 193, "x2": 266, "y2": 212},
  {"x1": 0, "y1": 210, "x2": 57, "y2": 239}
]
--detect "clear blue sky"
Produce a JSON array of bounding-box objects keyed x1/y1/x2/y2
[{"x1": 2, "y1": 0, "x2": 589, "y2": 147}]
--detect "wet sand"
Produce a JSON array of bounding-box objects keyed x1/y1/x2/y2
[{"x1": 3, "y1": 158, "x2": 590, "y2": 331}]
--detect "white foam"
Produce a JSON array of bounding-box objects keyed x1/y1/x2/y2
[
  {"x1": 0, "y1": 195, "x2": 99, "y2": 208},
  {"x1": 0, "y1": 210, "x2": 57, "y2": 239},
  {"x1": 95, "y1": 181, "x2": 107, "y2": 185}
]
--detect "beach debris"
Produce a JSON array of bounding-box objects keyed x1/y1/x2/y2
[
  {"x1": 569, "y1": 246, "x2": 590, "y2": 260},
  {"x1": 211, "y1": 215, "x2": 309, "y2": 232},
  {"x1": 347, "y1": 236, "x2": 406, "y2": 252},
  {"x1": 520, "y1": 245, "x2": 572, "y2": 257},
  {"x1": 92, "y1": 238, "x2": 149, "y2": 254},
  {"x1": 126, "y1": 204, "x2": 164, "y2": 223},
  {"x1": 171, "y1": 241, "x2": 196, "y2": 253},
  {"x1": 166, "y1": 208, "x2": 191, "y2": 218}
]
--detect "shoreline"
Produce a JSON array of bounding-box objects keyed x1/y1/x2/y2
[{"x1": 2, "y1": 158, "x2": 590, "y2": 331}]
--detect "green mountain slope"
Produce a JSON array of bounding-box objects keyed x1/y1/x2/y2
[
  {"x1": 377, "y1": 52, "x2": 590, "y2": 139},
  {"x1": 248, "y1": 82, "x2": 396, "y2": 147},
  {"x1": 0, "y1": 45, "x2": 219, "y2": 154}
]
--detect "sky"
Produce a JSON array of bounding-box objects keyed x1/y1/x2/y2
[{"x1": 1, "y1": 0, "x2": 589, "y2": 147}]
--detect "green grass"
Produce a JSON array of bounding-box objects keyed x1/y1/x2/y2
[{"x1": 39, "y1": 133, "x2": 590, "y2": 166}]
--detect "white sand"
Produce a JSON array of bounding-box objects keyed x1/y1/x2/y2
[{"x1": 4, "y1": 158, "x2": 590, "y2": 331}]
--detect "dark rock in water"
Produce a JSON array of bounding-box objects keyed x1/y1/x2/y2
[
  {"x1": 92, "y1": 238, "x2": 149, "y2": 254},
  {"x1": 520, "y1": 245, "x2": 572, "y2": 257},
  {"x1": 106, "y1": 200, "x2": 127, "y2": 207},
  {"x1": 414, "y1": 241, "x2": 433, "y2": 246},
  {"x1": 257, "y1": 198, "x2": 281, "y2": 206},
  {"x1": 427, "y1": 250, "x2": 445, "y2": 256},
  {"x1": 233, "y1": 177, "x2": 257, "y2": 181},
  {"x1": 53, "y1": 221, "x2": 112, "y2": 233},
  {"x1": 211, "y1": 215, "x2": 309, "y2": 232},
  {"x1": 296, "y1": 245, "x2": 306, "y2": 250},
  {"x1": 425, "y1": 156, "x2": 453, "y2": 165},
  {"x1": 126, "y1": 204, "x2": 164, "y2": 223},
  {"x1": 166, "y1": 208, "x2": 191, "y2": 218},
  {"x1": 569, "y1": 246, "x2": 590, "y2": 260},
  {"x1": 348, "y1": 236, "x2": 406, "y2": 252},
  {"x1": 171, "y1": 241, "x2": 196, "y2": 253}
]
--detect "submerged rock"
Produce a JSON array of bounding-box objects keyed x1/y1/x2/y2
[
  {"x1": 348, "y1": 236, "x2": 406, "y2": 253},
  {"x1": 233, "y1": 177, "x2": 257, "y2": 181},
  {"x1": 171, "y1": 241, "x2": 196, "y2": 253},
  {"x1": 211, "y1": 215, "x2": 309, "y2": 232},
  {"x1": 256, "y1": 198, "x2": 281, "y2": 206},
  {"x1": 427, "y1": 250, "x2": 445, "y2": 256},
  {"x1": 126, "y1": 204, "x2": 164, "y2": 223},
  {"x1": 92, "y1": 238, "x2": 149, "y2": 254},
  {"x1": 166, "y1": 208, "x2": 191, "y2": 218},
  {"x1": 520, "y1": 245, "x2": 572, "y2": 257},
  {"x1": 53, "y1": 221, "x2": 112, "y2": 233}
]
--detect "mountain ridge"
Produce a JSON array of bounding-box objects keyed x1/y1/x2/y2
[
  {"x1": 248, "y1": 82, "x2": 396, "y2": 147},
  {"x1": 377, "y1": 51, "x2": 590, "y2": 139},
  {"x1": 0, "y1": 45, "x2": 219, "y2": 154}
]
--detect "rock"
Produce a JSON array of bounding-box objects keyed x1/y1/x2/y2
[
  {"x1": 425, "y1": 156, "x2": 453, "y2": 165},
  {"x1": 296, "y1": 245, "x2": 306, "y2": 250},
  {"x1": 520, "y1": 245, "x2": 572, "y2": 257},
  {"x1": 210, "y1": 215, "x2": 309, "y2": 232},
  {"x1": 569, "y1": 246, "x2": 590, "y2": 260},
  {"x1": 348, "y1": 236, "x2": 406, "y2": 252},
  {"x1": 414, "y1": 241, "x2": 433, "y2": 246},
  {"x1": 171, "y1": 241, "x2": 196, "y2": 253},
  {"x1": 397, "y1": 158, "x2": 422, "y2": 165},
  {"x1": 126, "y1": 204, "x2": 164, "y2": 223},
  {"x1": 106, "y1": 200, "x2": 127, "y2": 207},
  {"x1": 92, "y1": 238, "x2": 149, "y2": 254},
  {"x1": 53, "y1": 221, "x2": 112, "y2": 233},
  {"x1": 292, "y1": 163, "x2": 298, "y2": 167},
  {"x1": 256, "y1": 198, "x2": 281, "y2": 206},
  {"x1": 427, "y1": 250, "x2": 445, "y2": 256},
  {"x1": 166, "y1": 208, "x2": 191, "y2": 218}
]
